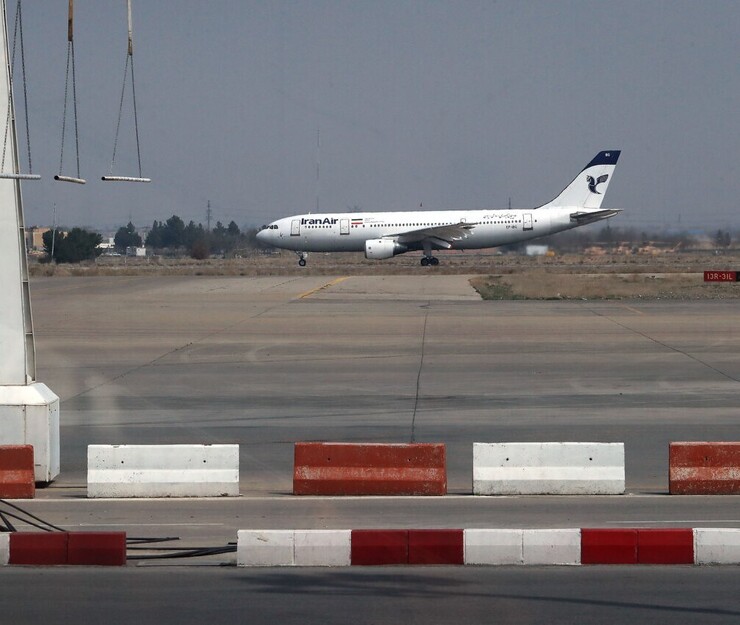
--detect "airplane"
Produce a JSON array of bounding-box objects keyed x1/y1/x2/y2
[{"x1": 256, "y1": 150, "x2": 621, "y2": 266}]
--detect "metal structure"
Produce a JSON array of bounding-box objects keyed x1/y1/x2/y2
[
  {"x1": 0, "y1": 0, "x2": 59, "y2": 482},
  {"x1": 0, "y1": 0, "x2": 39, "y2": 180},
  {"x1": 54, "y1": 0, "x2": 85, "y2": 184},
  {"x1": 102, "y1": 0, "x2": 150, "y2": 183}
]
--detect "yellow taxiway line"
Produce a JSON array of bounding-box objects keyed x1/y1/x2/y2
[{"x1": 298, "y1": 276, "x2": 349, "y2": 299}]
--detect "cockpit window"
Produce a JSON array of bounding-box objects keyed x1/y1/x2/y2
[{"x1": 259, "y1": 224, "x2": 279, "y2": 230}]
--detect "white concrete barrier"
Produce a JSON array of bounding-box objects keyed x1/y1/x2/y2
[
  {"x1": 522, "y1": 529, "x2": 581, "y2": 565},
  {"x1": 0, "y1": 533, "x2": 8, "y2": 566},
  {"x1": 294, "y1": 530, "x2": 351, "y2": 566},
  {"x1": 87, "y1": 444, "x2": 239, "y2": 498},
  {"x1": 238, "y1": 530, "x2": 294, "y2": 567},
  {"x1": 0, "y1": 383, "x2": 60, "y2": 483},
  {"x1": 473, "y1": 442, "x2": 625, "y2": 495},
  {"x1": 464, "y1": 529, "x2": 523, "y2": 565},
  {"x1": 235, "y1": 527, "x2": 740, "y2": 567},
  {"x1": 237, "y1": 530, "x2": 351, "y2": 567},
  {"x1": 694, "y1": 528, "x2": 740, "y2": 565}
]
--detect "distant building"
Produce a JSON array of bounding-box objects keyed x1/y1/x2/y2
[
  {"x1": 25, "y1": 226, "x2": 51, "y2": 252},
  {"x1": 126, "y1": 246, "x2": 147, "y2": 257},
  {"x1": 97, "y1": 237, "x2": 116, "y2": 251}
]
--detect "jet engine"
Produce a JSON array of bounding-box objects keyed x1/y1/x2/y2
[{"x1": 364, "y1": 238, "x2": 407, "y2": 260}]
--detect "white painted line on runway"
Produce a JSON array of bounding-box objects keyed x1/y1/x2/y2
[
  {"x1": 27, "y1": 498, "x2": 249, "y2": 503},
  {"x1": 9, "y1": 522, "x2": 226, "y2": 528},
  {"x1": 24, "y1": 494, "x2": 740, "y2": 503},
  {"x1": 609, "y1": 520, "x2": 740, "y2": 525},
  {"x1": 78, "y1": 523, "x2": 226, "y2": 527}
]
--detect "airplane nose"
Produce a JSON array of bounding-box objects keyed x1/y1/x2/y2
[{"x1": 256, "y1": 229, "x2": 268, "y2": 242}]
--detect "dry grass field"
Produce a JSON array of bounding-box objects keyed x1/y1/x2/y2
[
  {"x1": 28, "y1": 250, "x2": 740, "y2": 299},
  {"x1": 468, "y1": 271, "x2": 737, "y2": 300}
]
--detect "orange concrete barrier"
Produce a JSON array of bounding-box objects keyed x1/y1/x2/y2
[
  {"x1": 0, "y1": 445, "x2": 35, "y2": 499},
  {"x1": 293, "y1": 442, "x2": 447, "y2": 495},
  {"x1": 669, "y1": 442, "x2": 740, "y2": 495}
]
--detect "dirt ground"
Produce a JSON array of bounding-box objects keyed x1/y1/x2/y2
[
  {"x1": 28, "y1": 250, "x2": 740, "y2": 299},
  {"x1": 468, "y1": 271, "x2": 740, "y2": 300}
]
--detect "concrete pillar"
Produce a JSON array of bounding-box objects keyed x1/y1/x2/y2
[{"x1": 0, "y1": 0, "x2": 59, "y2": 483}]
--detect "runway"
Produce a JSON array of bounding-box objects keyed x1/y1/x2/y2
[{"x1": 29, "y1": 274, "x2": 740, "y2": 498}]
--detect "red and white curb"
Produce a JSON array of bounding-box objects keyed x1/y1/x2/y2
[
  {"x1": 237, "y1": 528, "x2": 740, "y2": 567},
  {"x1": 0, "y1": 532, "x2": 126, "y2": 566},
  {"x1": 4, "y1": 528, "x2": 738, "y2": 567}
]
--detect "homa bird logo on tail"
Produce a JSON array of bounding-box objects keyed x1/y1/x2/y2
[{"x1": 587, "y1": 174, "x2": 609, "y2": 194}]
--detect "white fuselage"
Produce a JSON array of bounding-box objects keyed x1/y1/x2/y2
[{"x1": 260, "y1": 207, "x2": 577, "y2": 253}]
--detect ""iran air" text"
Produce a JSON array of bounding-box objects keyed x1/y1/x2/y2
[{"x1": 301, "y1": 217, "x2": 338, "y2": 225}]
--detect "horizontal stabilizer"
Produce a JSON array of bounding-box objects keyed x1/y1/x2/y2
[{"x1": 569, "y1": 209, "x2": 622, "y2": 225}]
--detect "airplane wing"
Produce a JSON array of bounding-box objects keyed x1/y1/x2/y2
[{"x1": 388, "y1": 222, "x2": 477, "y2": 248}]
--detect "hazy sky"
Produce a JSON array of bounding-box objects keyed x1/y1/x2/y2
[{"x1": 9, "y1": 1, "x2": 740, "y2": 232}]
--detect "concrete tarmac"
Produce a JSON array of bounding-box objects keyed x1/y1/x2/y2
[
  {"x1": 11, "y1": 276, "x2": 738, "y2": 533},
  {"x1": 4, "y1": 274, "x2": 739, "y2": 622}
]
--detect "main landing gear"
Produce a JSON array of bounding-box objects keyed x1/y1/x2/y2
[
  {"x1": 296, "y1": 252, "x2": 308, "y2": 267},
  {"x1": 420, "y1": 241, "x2": 439, "y2": 267}
]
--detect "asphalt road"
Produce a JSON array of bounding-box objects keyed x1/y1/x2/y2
[
  {"x1": 2, "y1": 567, "x2": 740, "y2": 625},
  {"x1": 2, "y1": 274, "x2": 737, "y2": 624}
]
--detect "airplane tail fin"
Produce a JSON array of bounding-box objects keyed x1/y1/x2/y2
[{"x1": 540, "y1": 150, "x2": 620, "y2": 210}]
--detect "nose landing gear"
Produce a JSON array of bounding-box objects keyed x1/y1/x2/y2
[{"x1": 296, "y1": 252, "x2": 308, "y2": 267}]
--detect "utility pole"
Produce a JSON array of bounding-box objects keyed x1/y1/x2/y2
[
  {"x1": 206, "y1": 200, "x2": 212, "y2": 231},
  {"x1": 315, "y1": 128, "x2": 320, "y2": 214},
  {"x1": 51, "y1": 203, "x2": 57, "y2": 260}
]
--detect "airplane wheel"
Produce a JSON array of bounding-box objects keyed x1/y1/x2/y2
[
  {"x1": 431, "y1": 257, "x2": 440, "y2": 266},
  {"x1": 298, "y1": 258, "x2": 307, "y2": 267},
  {"x1": 420, "y1": 257, "x2": 429, "y2": 266}
]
